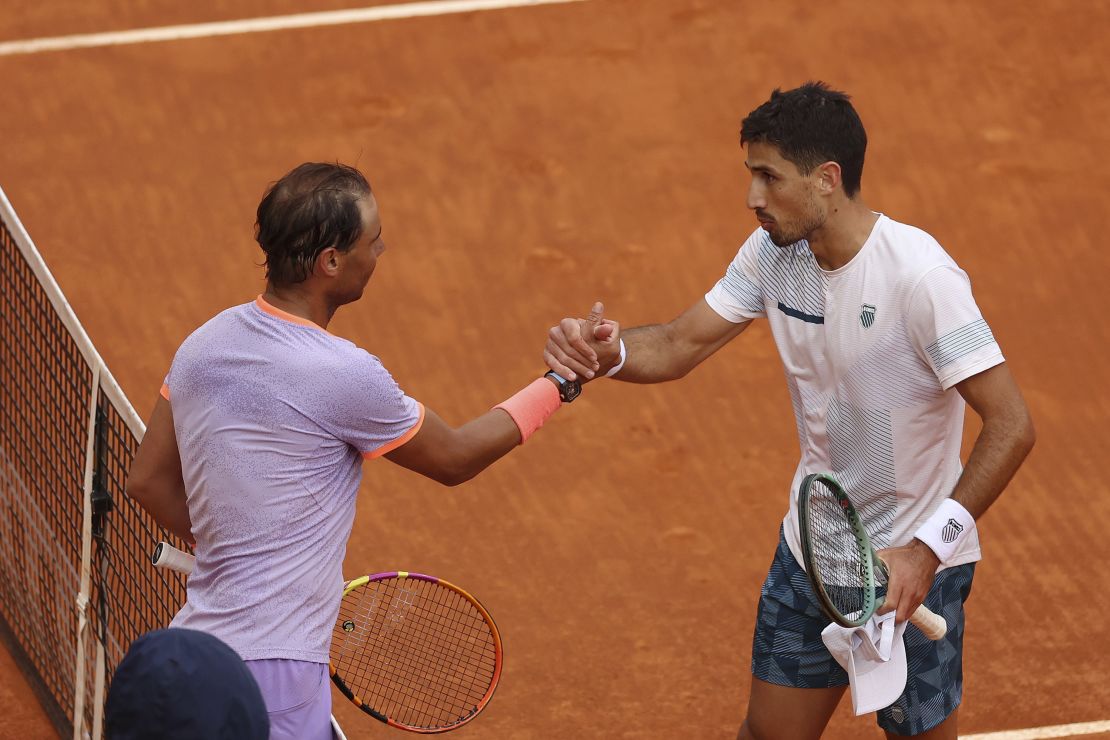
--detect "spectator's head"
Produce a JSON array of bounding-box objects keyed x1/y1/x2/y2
[{"x1": 106, "y1": 628, "x2": 269, "y2": 739}]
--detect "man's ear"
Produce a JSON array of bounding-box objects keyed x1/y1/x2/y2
[
  {"x1": 816, "y1": 161, "x2": 842, "y2": 194},
  {"x1": 314, "y1": 247, "x2": 341, "y2": 278}
]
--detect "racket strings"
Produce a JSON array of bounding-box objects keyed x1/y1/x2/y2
[
  {"x1": 335, "y1": 584, "x2": 493, "y2": 725},
  {"x1": 331, "y1": 577, "x2": 498, "y2": 729},
  {"x1": 807, "y1": 478, "x2": 869, "y2": 619},
  {"x1": 338, "y1": 585, "x2": 493, "y2": 720}
]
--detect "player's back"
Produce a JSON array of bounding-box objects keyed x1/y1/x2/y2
[{"x1": 163, "y1": 296, "x2": 421, "y2": 663}]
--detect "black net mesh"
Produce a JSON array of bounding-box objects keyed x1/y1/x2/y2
[{"x1": 0, "y1": 200, "x2": 190, "y2": 738}]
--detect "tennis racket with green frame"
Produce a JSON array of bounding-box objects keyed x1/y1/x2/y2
[{"x1": 797, "y1": 473, "x2": 947, "y2": 640}]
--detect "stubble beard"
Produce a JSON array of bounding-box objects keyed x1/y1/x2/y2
[{"x1": 768, "y1": 201, "x2": 826, "y2": 247}]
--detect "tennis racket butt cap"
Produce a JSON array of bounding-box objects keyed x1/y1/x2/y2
[{"x1": 911, "y1": 604, "x2": 947, "y2": 640}]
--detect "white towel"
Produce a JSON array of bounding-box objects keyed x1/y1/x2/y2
[{"x1": 820, "y1": 612, "x2": 908, "y2": 715}]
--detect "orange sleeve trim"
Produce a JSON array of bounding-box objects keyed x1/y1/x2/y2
[
  {"x1": 255, "y1": 295, "x2": 329, "y2": 333},
  {"x1": 160, "y1": 383, "x2": 171, "y2": 400},
  {"x1": 362, "y1": 403, "x2": 426, "y2": 460}
]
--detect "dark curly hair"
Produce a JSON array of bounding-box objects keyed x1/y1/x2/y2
[
  {"x1": 740, "y1": 81, "x2": 868, "y2": 197},
  {"x1": 255, "y1": 162, "x2": 372, "y2": 286}
]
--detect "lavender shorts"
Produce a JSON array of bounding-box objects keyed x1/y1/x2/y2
[{"x1": 244, "y1": 659, "x2": 334, "y2": 740}]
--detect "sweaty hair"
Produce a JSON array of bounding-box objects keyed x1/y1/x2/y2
[
  {"x1": 255, "y1": 162, "x2": 372, "y2": 286},
  {"x1": 740, "y1": 81, "x2": 867, "y2": 197}
]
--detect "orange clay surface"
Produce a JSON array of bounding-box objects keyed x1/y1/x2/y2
[{"x1": 1, "y1": 1, "x2": 1109, "y2": 737}]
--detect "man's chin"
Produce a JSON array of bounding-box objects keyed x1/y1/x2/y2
[
  {"x1": 764, "y1": 228, "x2": 790, "y2": 247},
  {"x1": 339, "y1": 287, "x2": 366, "y2": 305}
]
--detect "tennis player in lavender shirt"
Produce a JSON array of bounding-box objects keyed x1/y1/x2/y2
[{"x1": 126, "y1": 162, "x2": 585, "y2": 739}]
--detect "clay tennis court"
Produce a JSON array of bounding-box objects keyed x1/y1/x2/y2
[{"x1": 1, "y1": 0, "x2": 1108, "y2": 737}]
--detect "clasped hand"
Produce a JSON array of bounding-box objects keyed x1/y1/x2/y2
[{"x1": 543, "y1": 301, "x2": 621, "y2": 382}]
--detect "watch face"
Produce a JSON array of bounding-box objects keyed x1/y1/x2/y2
[{"x1": 545, "y1": 371, "x2": 581, "y2": 402}]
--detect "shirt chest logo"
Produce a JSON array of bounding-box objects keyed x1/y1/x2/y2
[{"x1": 860, "y1": 303, "x2": 877, "y2": 328}]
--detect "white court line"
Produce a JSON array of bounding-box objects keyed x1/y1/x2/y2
[
  {"x1": 962, "y1": 720, "x2": 1110, "y2": 739},
  {"x1": 0, "y1": 0, "x2": 586, "y2": 56}
]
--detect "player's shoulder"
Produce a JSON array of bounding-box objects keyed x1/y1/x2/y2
[
  {"x1": 175, "y1": 302, "x2": 253, "y2": 354},
  {"x1": 875, "y1": 216, "x2": 959, "y2": 276},
  {"x1": 326, "y1": 340, "x2": 385, "y2": 373},
  {"x1": 316, "y1": 338, "x2": 398, "y2": 388}
]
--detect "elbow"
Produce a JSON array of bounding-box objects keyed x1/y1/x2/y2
[
  {"x1": 1020, "y1": 411, "x2": 1037, "y2": 455},
  {"x1": 430, "y1": 458, "x2": 481, "y2": 488},
  {"x1": 980, "y1": 407, "x2": 1036, "y2": 467},
  {"x1": 125, "y1": 477, "x2": 150, "y2": 505},
  {"x1": 999, "y1": 407, "x2": 1036, "y2": 460},
  {"x1": 435, "y1": 472, "x2": 479, "y2": 488},
  {"x1": 448, "y1": 462, "x2": 486, "y2": 487},
  {"x1": 669, "y1": 364, "x2": 693, "y2": 381},
  {"x1": 432, "y1": 431, "x2": 509, "y2": 486},
  {"x1": 429, "y1": 470, "x2": 466, "y2": 487}
]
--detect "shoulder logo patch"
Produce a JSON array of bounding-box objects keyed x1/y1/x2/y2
[{"x1": 860, "y1": 303, "x2": 876, "y2": 328}]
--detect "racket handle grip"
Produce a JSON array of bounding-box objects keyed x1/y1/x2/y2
[
  {"x1": 153, "y1": 541, "x2": 196, "y2": 575},
  {"x1": 910, "y1": 603, "x2": 947, "y2": 640}
]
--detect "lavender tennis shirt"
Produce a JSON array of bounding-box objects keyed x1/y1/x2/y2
[{"x1": 163, "y1": 297, "x2": 424, "y2": 663}]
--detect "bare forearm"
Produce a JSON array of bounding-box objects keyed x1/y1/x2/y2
[
  {"x1": 161, "y1": 505, "x2": 195, "y2": 544},
  {"x1": 447, "y1": 410, "x2": 528, "y2": 484},
  {"x1": 386, "y1": 394, "x2": 551, "y2": 487},
  {"x1": 545, "y1": 298, "x2": 747, "y2": 384},
  {"x1": 951, "y1": 410, "x2": 1035, "y2": 519},
  {"x1": 614, "y1": 312, "x2": 749, "y2": 383},
  {"x1": 129, "y1": 396, "x2": 193, "y2": 543},
  {"x1": 128, "y1": 483, "x2": 194, "y2": 544},
  {"x1": 611, "y1": 324, "x2": 687, "y2": 383},
  {"x1": 886, "y1": 410, "x2": 1032, "y2": 622}
]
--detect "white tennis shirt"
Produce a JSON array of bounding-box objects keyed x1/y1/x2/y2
[{"x1": 706, "y1": 215, "x2": 1002, "y2": 568}]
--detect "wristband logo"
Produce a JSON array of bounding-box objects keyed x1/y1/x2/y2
[{"x1": 941, "y1": 518, "x2": 964, "y2": 544}]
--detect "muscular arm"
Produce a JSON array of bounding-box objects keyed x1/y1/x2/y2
[
  {"x1": 949, "y1": 362, "x2": 1036, "y2": 516},
  {"x1": 126, "y1": 396, "x2": 194, "y2": 544},
  {"x1": 881, "y1": 362, "x2": 1035, "y2": 622},
  {"x1": 545, "y1": 298, "x2": 751, "y2": 383},
  {"x1": 613, "y1": 299, "x2": 752, "y2": 382},
  {"x1": 385, "y1": 383, "x2": 557, "y2": 486}
]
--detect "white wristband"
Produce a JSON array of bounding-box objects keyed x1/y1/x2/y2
[
  {"x1": 913, "y1": 498, "x2": 976, "y2": 567},
  {"x1": 604, "y1": 339, "x2": 627, "y2": 378}
]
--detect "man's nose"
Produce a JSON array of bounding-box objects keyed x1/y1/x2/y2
[{"x1": 746, "y1": 183, "x2": 764, "y2": 211}]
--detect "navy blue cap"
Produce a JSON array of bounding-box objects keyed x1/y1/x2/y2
[{"x1": 105, "y1": 628, "x2": 269, "y2": 739}]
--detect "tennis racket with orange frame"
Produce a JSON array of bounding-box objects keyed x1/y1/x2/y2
[{"x1": 152, "y1": 542, "x2": 503, "y2": 733}]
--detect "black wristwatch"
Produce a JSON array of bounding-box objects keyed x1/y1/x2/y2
[{"x1": 544, "y1": 371, "x2": 582, "y2": 403}]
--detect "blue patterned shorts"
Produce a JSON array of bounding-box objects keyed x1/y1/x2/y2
[{"x1": 751, "y1": 529, "x2": 975, "y2": 736}]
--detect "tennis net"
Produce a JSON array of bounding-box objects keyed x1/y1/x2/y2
[{"x1": 0, "y1": 185, "x2": 190, "y2": 739}]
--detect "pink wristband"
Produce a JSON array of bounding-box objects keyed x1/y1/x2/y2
[{"x1": 494, "y1": 378, "x2": 562, "y2": 444}]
